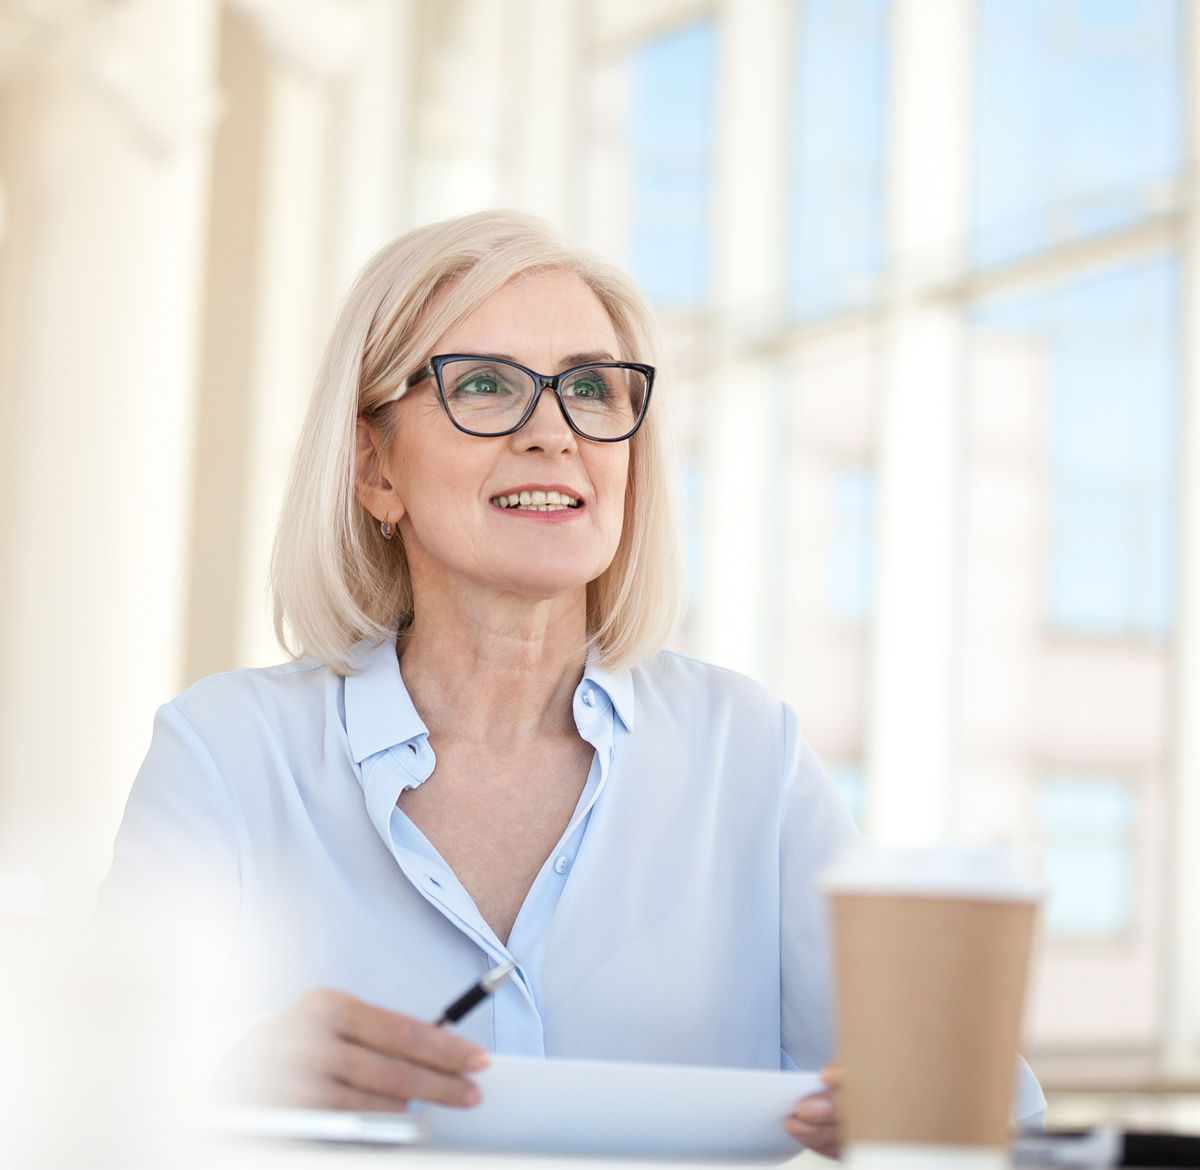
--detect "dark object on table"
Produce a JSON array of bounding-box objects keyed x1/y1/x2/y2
[{"x1": 1015, "y1": 1128, "x2": 1200, "y2": 1167}]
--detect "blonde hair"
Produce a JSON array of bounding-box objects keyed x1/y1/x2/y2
[{"x1": 270, "y1": 210, "x2": 686, "y2": 674}]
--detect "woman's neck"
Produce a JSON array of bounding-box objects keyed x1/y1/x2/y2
[{"x1": 397, "y1": 591, "x2": 589, "y2": 745}]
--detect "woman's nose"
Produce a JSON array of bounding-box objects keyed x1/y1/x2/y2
[{"x1": 512, "y1": 386, "x2": 577, "y2": 453}]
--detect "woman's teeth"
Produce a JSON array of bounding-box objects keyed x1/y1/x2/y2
[{"x1": 490, "y1": 489, "x2": 582, "y2": 511}]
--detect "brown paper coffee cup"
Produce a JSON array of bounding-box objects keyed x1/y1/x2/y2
[{"x1": 822, "y1": 844, "x2": 1041, "y2": 1170}]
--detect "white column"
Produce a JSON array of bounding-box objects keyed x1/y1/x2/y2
[
  {"x1": 711, "y1": 0, "x2": 790, "y2": 335},
  {"x1": 326, "y1": 0, "x2": 416, "y2": 292},
  {"x1": 186, "y1": 1, "x2": 403, "y2": 681},
  {"x1": 409, "y1": 0, "x2": 509, "y2": 223},
  {"x1": 0, "y1": 1, "x2": 220, "y2": 905},
  {"x1": 215, "y1": 2, "x2": 380, "y2": 671},
  {"x1": 508, "y1": 0, "x2": 584, "y2": 231},
  {"x1": 865, "y1": 0, "x2": 973, "y2": 843},
  {"x1": 695, "y1": 0, "x2": 791, "y2": 683},
  {"x1": 231, "y1": 64, "x2": 338, "y2": 668},
  {"x1": 1164, "y1": 0, "x2": 1200, "y2": 1077}
]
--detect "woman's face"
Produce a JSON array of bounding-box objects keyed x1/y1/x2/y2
[{"x1": 368, "y1": 269, "x2": 631, "y2": 607}]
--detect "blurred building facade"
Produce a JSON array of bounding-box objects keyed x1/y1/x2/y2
[{"x1": 0, "y1": 0, "x2": 1197, "y2": 1090}]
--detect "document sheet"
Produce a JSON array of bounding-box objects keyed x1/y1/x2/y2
[{"x1": 420, "y1": 1054, "x2": 821, "y2": 1160}]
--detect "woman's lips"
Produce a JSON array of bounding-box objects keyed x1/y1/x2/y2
[{"x1": 488, "y1": 488, "x2": 583, "y2": 512}]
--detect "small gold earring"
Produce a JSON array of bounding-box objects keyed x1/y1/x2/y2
[{"x1": 380, "y1": 516, "x2": 394, "y2": 540}]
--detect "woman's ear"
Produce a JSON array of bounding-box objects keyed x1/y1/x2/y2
[{"x1": 354, "y1": 418, "x2": 406, "y2": 524}]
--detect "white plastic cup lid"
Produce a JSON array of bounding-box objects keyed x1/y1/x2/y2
[{"x1": 820, "y1": 840, "x2": 1044, "y2": 903}]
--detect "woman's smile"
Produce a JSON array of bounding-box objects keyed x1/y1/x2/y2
[{"x1": 488, "y1": 485, "x2": 585, "y2": 514}]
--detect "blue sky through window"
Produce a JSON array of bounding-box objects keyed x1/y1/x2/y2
[
  {"x1": 828, "y1": 466, "x2": 876, "y2": 623},
  {"x1": 1037, "y1": 775, "x2": 1137, "y2": 939},
  {"x1": 974, "y1": 257, "x2": 1178, "y2": 638},
  {"x1": 628, "y1": 21, "x2": 717, "y2": 308},
  {"x1": 829, "y1": 763, "x2": 868, "y2": 829},
  {"x1": 789, "y1": 0, "x2": 889, "y2": 319},
  {"x1": 974, "y1": 0, "x2": 1182, "y2": 266}
]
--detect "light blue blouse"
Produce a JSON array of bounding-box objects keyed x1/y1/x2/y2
[{"x1": 104, "y1": 634, "x2": 1045, "y2": 1120}]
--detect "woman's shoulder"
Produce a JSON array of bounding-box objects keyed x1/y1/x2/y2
[
  {"x1": 166, "y1": 655, "x2": 335, "y2": 735},
  {"x1": 630, "y1": 648, "x2": 791, "y2": 726},
  {"x1": 635, "y1": 647, "x2": 778, "y2": 693}
]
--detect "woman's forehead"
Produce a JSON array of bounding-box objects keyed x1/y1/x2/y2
[{"x1": 433, "y1": 269, "x2": 620, "y2": 357}]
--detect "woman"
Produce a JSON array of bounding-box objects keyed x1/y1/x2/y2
[{"x1": 104, "y1": 211, "x2": 1033, "y2": 1157}]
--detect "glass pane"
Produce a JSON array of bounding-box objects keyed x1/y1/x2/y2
[
  {"x1": 827, "y1": 467, "x2": 876, "y2": 622},
  {"x1": 972, "y1": 257, "x2": 1178, "y2": 637},
  {"x1": 1040, "y1": 775, "x2": 1137, "y2": 839},
  {"x1": 1037, "y1": 776, "x2": 1137, "y2": 938},
  {"x1": 789, "y1": 0, "x2": 890, "y2": 319},
  {"x1": 628, "y1": 21, "x2": 717, "y2": 308},
  {"x1": 829, "y1": 763, "x2": 869, "y2": 828},
  {"x1": 973, "y1": 0, "x2": 1183, "y2": 266}
]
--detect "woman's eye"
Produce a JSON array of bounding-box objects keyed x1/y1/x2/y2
[
  {"x1": 564, "y1": 375, "x2": 611, "y2": 401},
  {"x1": 452, "y1": 373, "x2": 506, "y2": 396}
]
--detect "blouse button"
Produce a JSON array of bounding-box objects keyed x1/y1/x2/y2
[{"x1": 553, "y1": 855, "x2": 570, "y2": 875}]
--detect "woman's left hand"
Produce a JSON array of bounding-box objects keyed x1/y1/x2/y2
[{"x1": 785, "y1": 1060, "x2": 842, "y2": 1159}]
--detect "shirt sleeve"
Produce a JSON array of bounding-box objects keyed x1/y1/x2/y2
[
  {"x1": 95, "y1": 700, "x2": 254, "y2": 1086},
  {"x1": 100, "y1": 699, "x2": 243, "y2": 943},
  {"x1": 1013, "y1": 1054, "x2": 1047, "y2": 1129},
  {"x1": 778, "y1": 703, "x2": 860, "y2": 1071}
]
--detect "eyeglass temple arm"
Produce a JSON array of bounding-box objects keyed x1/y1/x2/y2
[{"x1": 403, "y1": 362, "x2": 435, "y2": 389}]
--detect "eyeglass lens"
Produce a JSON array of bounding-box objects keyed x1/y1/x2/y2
[{"x1": 438, "y1": 358, "x2": 647, "y2": 440}]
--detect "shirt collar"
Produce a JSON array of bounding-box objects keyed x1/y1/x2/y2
[
  {"x1": 583, "y1": 644, "x2": 635, "y2": 731},
  {"x1": 343, "y1": 633, "x2": 428, "y2": 764},
  {"x1": 342, "y1": 631, "x2": 636, "y2": 761}
]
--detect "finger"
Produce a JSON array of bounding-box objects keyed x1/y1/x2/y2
[
  {"x1": 784, "y1": 1116, "x2": 840, "y2": 1159},
  {"x1": 793, "y1": 1090, "x2": 835, "y2": 1125},
  {"x1": 307, "y1": 989, "x2": 489, "y2": 1074},
  {"x1": 820, "y1": 1060, "x2": 843, "y2": 1088},
  {"x1": 330, "y1": 1086, "x2": 411, "y2": 1113},
  {"x1": 327, "y1": 1037, "x2": 482, "y2": 1108},
  {"x1": 292, "y1": 1077, "x2": 411, "y2": 1113}
]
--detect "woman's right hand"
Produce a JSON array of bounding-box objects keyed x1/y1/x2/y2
[{"x1": 217, "y1": 988, "x2": 490, "y2": 1111}]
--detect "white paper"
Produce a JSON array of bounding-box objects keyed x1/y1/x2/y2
[
  {"x1": 420, "y1": 1054, "x2": 821, "y2": 1161},
  {"x1": 208, "y1": 1106, "x2": 427, "y2": 1145}
]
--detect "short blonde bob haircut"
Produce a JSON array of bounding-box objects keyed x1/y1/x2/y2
[{"x1": 271, "y1": 209, "x2": 686, "y2": 675}]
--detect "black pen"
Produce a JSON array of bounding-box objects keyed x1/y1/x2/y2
[{"x1": 432, "y1": 959, "x2": 517, "y2": 1027}]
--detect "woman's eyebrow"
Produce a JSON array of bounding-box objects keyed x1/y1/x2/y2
[
  {"x1": 468, "y1": 350, "x2": 618, "y2": 367},
  {"x1": 559, "y1": 350, "x2": 619, "y2": 366}
]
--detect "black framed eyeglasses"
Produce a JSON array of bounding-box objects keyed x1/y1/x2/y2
[{"x1": 404, "y1": 354, "x2": 654, "y2": 442}]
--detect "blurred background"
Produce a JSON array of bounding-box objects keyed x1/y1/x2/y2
[{"x1": 0, "y1": 0, "x2": 1197, "y2": 1130}]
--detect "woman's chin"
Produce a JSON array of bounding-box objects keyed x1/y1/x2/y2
[
  {"x1": 468, "y1": 564, "x2": 605, "y2": 606},
  {"x1": 492, "y1": 576, "x2": 593, "y2": 604}
]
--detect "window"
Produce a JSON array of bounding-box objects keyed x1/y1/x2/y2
[
  {"x1": 829, "y1": 763, "x2": 869, "y2": 828},
  {"x1": 973, "y1": 257, "x2": 1178, "y2": 637},
  {"x1": 789, "y1": 0, "x2": 890, "y2": 320},
  {"x1": 1036, "y1": 775, "x2": 1138, "y2": 939},
  {"x1": 827, "y1": 467, "x2": 876, "y2": 623},
  {"x1": 973, "y1": 0, "x2": 1183, "y2": 266},
  {"x1": 628, "y1": 21, "x2": 717, "y2": 308}
]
